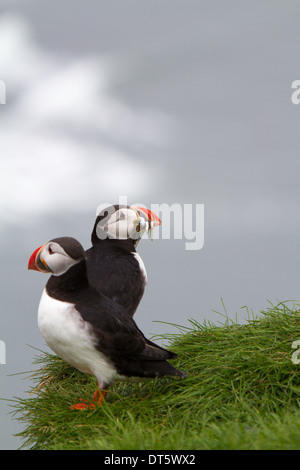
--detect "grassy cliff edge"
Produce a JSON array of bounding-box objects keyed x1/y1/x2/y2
[{"x1": 13, "y1": 301, "x2": 300, "y2": 450}]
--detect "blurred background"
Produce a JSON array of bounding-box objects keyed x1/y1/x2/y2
[{"x1": 1, "y1": 0, "x2": 300, "y2": 449}]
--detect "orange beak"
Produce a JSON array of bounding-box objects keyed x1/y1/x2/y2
[
  {"x1": 28, "y1": 244, "x2": 50, "y2": 273},
  {"x1": 136, "y1": 207, "x2": 161, "y2": 227}
]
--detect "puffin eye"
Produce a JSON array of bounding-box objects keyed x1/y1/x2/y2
[
  {"x1": 48, "y1": 246, "x2": 54, "y2": 255},
  {"x1": 119, "y1": 212, "x2": 126, "y2": 220}
]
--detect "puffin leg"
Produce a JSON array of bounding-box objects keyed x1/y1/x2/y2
[
  {"x1": 70, "y1": 384, "x2": 108, "y2": 410},
  {"x1": 92, "y1": 388, "x2": 108, "y2": 404}
]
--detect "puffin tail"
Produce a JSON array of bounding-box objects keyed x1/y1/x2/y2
[{"x1": 154, "y1": 360, "x2": 187, "y2": 379}]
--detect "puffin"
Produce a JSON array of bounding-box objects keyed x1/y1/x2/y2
[
  {"x1": 86, "y1": 205, "x2": 161, "y2": 317},
  {"x1": 28, "y1": 237, "x2": 186, "y2": 410}
]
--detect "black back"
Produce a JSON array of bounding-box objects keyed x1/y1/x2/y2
[{"x1": 85, "y1": 241, "x2": 146, "y2": 317}]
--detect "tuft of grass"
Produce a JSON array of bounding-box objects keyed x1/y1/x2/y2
[{"x1": 11, "y1": 301, "x2": 300, "y2": 450}]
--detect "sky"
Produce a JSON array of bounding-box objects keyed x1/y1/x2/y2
[{"x1": 1, "y1": 0, "x2": 300, "y2": 449}]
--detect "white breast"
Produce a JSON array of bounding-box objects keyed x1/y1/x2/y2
[
  {"x1": 37, "y1": 289, "x2": 117, "y2": 388},
  {"x1": 132, "y1": 252, "x2": 147, "y2": 283}
]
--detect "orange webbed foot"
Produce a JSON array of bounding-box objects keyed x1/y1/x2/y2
[
  {"x1": 70, "y1": 389, "x2": 108, "y2": 411},
  {"x1": 70, "y1": 400, "x2": 95, "y2": 410}
]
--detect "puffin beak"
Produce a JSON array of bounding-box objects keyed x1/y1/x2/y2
[
  {"x1": 135, "y1": 207, "x2": 162, "y2": 228},
  {"x1": 28, "y1": 245, "x2": 51, "y2": 273}
]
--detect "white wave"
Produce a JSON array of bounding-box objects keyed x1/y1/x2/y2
[{"x1": 0, "y1": 14, "x2": 171, "y2": 224}]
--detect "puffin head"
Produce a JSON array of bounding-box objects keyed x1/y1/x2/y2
[
  {"x1": 91, "y1": 205, "x2": 161, "y2": 246},
  {"x1": 28, "y1": 237, "x2": 85, "y2": 276}
]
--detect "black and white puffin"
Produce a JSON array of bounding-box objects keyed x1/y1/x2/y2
[
  {"x1": 86, "y1": 205, "x2": 161, "y2": 317},
  {"x1": 28, "y1": 237, "x2": 186, "y2": 410}
]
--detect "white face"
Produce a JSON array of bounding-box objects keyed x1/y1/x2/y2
[
  {"x1": 96, "y1": 207, "x2": 148, "y2": 241},
  {"x1": 40, "y1": 242, "x2": 81, "y2": 276}
]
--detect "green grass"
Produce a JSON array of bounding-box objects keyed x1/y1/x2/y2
[{"x1": 12, "y1": 301, "x2": 300, "y2": 450}]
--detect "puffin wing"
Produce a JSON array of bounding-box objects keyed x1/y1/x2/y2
[{"x1": 75, "y1": 295, "x2": 176, "y2": 363}]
